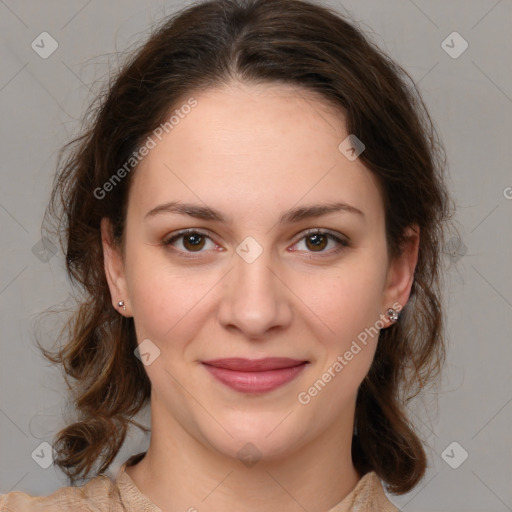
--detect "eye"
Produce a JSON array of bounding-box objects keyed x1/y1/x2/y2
[
  {"x1": 162, "y1": 228, "x2": 349, "y2": 259},
  {"x1": 290, "y1": 229, "x2": 349, "y2": 258},
  {"x1": 163, "y1": 229, "x2": 218, "y2": 257}
]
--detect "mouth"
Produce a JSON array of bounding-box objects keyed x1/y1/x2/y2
[{"x1": 201, "y1": 357, "x2": 309, "y2": 394}]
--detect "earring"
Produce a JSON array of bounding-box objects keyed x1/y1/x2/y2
[
  {"x1": 117, "y1": 300, "x2": 126, "y2": 311},
  {"x1": 386, "y1": 308, "x2": 399, "y2": 322}
]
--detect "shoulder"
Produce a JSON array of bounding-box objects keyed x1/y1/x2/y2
[
  {"x1": 348, "y1": 471, "x2": 402, "y2": 512},
  {"x1": 0, "y1": 474, "x2": 121, "y2": 512}
]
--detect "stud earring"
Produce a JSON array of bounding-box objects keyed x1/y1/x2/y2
[
  {"x1": 386, "y1": 308, "x2": 399, "y2": 322},
  {"x1": 117, "y1": 300, "x2": 126, "y2": 311}
]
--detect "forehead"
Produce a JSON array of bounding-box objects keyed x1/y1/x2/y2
[{"x1": 128, "y1": 81, "x2": 383, "y2": 223}]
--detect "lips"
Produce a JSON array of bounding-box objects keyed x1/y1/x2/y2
[
  {"x1": 202, "y1": 357, "x2": 307, "y2": 371},
  {"x1": 201, "y1": 357, "x2": 308, "y2": 393}
]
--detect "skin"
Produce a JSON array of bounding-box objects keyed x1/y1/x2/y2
[{"x1": 102, "y1": 81, "x2": 419, "y2": 512}]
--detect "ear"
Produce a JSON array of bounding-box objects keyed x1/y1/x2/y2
[
  {"x1": 381, "y1": 225, "x2": 420, "y2": 322},
  {"x1": 101, "y1": 217, "x2": 131, "y2": 316}
]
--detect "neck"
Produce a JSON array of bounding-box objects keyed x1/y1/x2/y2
[{"x1": 126, "y1": 399, "x2": 361, "y2": 512}]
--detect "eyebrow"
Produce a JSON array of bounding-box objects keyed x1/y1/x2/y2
[{"x1": 144, "y1": 200, "x2": 364, "y2": 224}]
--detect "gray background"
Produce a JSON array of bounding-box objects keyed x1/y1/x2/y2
[{"x1": 1, "y1": 0, "x2": 511, "y2": 510}]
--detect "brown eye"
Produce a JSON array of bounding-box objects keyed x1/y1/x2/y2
[
  {"x1": 181, "y1": 232, "x2": 206, "y2": 251},
  {"x1": 305, "y1": 233, "x2": 329, "y2": 252},
  {"x1": 291, "y1": 229, "x2": 349, "y2": 257},
  {"x1": 163, "y1": 230, "x2": 216, "y2": 255}
]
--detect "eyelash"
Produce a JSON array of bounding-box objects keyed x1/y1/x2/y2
[{"x1": 162, "y1": 228, "x2": 349, "y2": 260}]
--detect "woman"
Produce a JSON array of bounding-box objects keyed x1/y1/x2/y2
[{"x1": 0, "y1": 0, "x2": 453, "y2": 510}]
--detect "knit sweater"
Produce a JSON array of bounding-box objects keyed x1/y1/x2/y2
[{"x1": 0, "y1": 453, "x2": 400, "y2": 511}]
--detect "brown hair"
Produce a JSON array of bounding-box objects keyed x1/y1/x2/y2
[{"x1": 40, "y1": 0, "x2": 453, "y2": 494}]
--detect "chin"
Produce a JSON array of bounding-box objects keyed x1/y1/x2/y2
[{"x1": 197, "y1": 409, "x2": 308, "y2": 463}]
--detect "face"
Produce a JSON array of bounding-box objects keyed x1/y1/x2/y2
[{"x1": 102, "y1": 81, "x2": 418, "y2": 462}]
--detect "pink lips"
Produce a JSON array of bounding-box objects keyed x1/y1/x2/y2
[{"x1": 202, "y1": 357, "x2": 308, "y2": 393}]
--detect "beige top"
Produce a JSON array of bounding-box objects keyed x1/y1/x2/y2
[{"x1": 0, "y1": 453, "x2": 400, "y2": 511}]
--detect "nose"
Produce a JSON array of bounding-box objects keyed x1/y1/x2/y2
[{"x1": 216, "y1": 243, "x2": 293, "y2": 340}]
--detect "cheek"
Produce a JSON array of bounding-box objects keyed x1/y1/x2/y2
[
  {"x1": 295, "y1": 257, "x2": 387, "y2": 344},
  {"x1": 125, "y1": 252, "x2": 243, "y2": 386},
  {"x1": 295, "y1": 268, "x2": 385, "y2": 411},
  {"x1": 293, "y1": 256, "x2": 387, "y2": 404},
  {"x1": 125, "y1": 234, "x2": 388, "y2": 361},
  {"x1": 124, "y1": 244, "x2": 205, "y2": 347},
  {"x1": 129, "y1": 271, "x2": 207, "y2": 345}
]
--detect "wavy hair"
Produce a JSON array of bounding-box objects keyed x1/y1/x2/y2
[{"x1": 39, "y1": 0, "x2": 454, "y2": 494}]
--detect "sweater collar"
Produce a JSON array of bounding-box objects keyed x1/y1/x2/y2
[{"x1": 114, "y1": 452, "x2": 397, "y2": 512}]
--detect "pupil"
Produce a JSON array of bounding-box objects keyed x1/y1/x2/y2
[
  {"x1": 308, "y1": 234, "x2": 326, "y2": 251},
  {"x1": 184, "y1": 233, "x2": 204, "y2": 250}
]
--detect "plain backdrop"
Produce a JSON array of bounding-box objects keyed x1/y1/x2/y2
[{"x1": 0, "y1": 1, "x2": 511, "y2": 510}]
